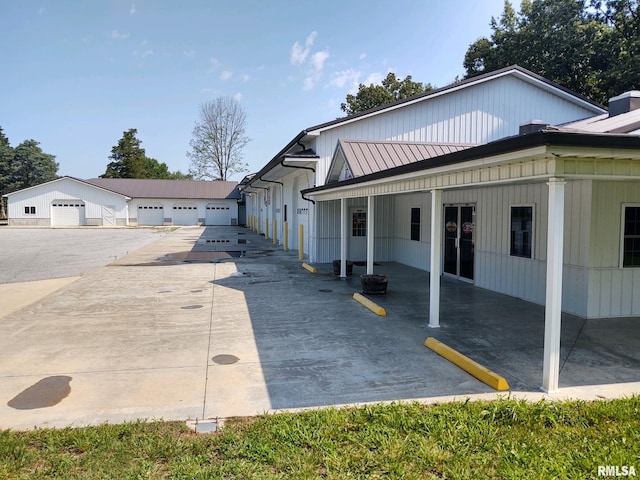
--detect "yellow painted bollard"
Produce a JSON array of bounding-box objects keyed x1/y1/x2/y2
[
  {"x1": 265, "y1": 219, "x2": 269, "y2": 239},
  {"x1": 283, "y1": 221, "x2": 289, "y2": 251},
  {"x1": 298, "y1": 224, "x2": 304, "y2": 260},
  {"x1": 273, "y1": 219, "x2": 277, "y2": 245}
]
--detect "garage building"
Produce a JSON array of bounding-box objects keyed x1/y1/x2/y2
[{"x1": 4, "y1": 177, "x2": 241, "y2": 227}]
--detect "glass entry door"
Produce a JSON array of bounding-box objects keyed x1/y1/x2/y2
[{"x1": 444, "y1": 205, "x2": 475, "y2": 281}]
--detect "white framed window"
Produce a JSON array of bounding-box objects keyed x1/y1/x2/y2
[
  {"x1": 510, "y1": 204, "x2": 534, "y2": 259},
  {"x1": 621, "y1": 204, "x2": 640, "y2": 268}
]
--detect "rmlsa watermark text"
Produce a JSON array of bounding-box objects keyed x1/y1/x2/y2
[{"x1": 598, "y1": 465, "x2": 636, "y2": 477}]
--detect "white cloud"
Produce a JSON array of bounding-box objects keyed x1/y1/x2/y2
[
  {"x1": 130, "y1": 3, "x2": 136, "y2": 14},
  {"x1": 359, "y1": 53, "x2": 367, "y2": 60},
  {"x1": 233, "y1": 92, "x2": 243, "y2": 101},
  {"x1": 290, "y1": 30, "x2": 317, "y2": 65},
  {"x1": 311, "y1": 51, "x2": 329, "y2": 71},
  {"x1": 330, "y1": 68, "x2": 361, "y2": 90},
  {"x1": 303, "y1": 76, "x2": 315, "y2": 91},
  {"x1": 184, "y1": 50, "x2": 196, "y2": 58},
  {"x1": 220, "y1": 70, "x2": 232, "y2": 81},
  {"x1": 110, "y1": 30, "x2": 129, "y2": 40},
  {"x1": 207, "y1": 57, "x2": 220, "y2": 73},
  {"x1": 241, "y1": 74, "x2": 250, "y2": 82},
  {"x1": 363, "y1": 72, "x2": 384, "y2": 86},
  {"x1": 133, "y1": 49, "x2": 153, "y2": 57},
  {"x1": 290, "y1": 41, "x2": 308, "y2": 65}
]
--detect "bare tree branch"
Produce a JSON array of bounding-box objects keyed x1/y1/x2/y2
[{"x1": 187, "y1": 97, "x2": 251, "y2": 181}]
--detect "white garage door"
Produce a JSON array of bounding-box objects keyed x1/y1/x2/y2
[
  {"x1": 172, "y1": 205, "x2": 198, "y2": 225},
  {"x1": 137, "y1": 205, "x2": 164, "y2": 226},
  {"x1": 51, "y1": 201, "x2": 86, "y2": 226},
  {"x1": 205, "y1": 203, "x2": 232, "y2": 225}
]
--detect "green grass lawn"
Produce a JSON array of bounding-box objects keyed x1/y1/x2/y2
[{"x1": 1, "y1": 397, "x2": 639, "y2": 479}]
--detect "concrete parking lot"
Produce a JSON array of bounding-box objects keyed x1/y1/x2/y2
[{"x1": 0, "y1": 226, "x2": 638, "y2": 430}]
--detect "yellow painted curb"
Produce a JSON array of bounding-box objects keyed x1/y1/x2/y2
[
  {"x1": 302, "y1": 263, "x2": 317, "y2": 274},
  {"x1": 353, "y1": 292, "x2": 387, "y2": 316},
  {"x1": 424, "y1": 337, "x2": 510, "y2": 391}
]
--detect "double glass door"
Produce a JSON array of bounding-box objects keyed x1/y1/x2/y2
[{"x1": 444, "y1": 205, "x2": 475, "y2": 281}]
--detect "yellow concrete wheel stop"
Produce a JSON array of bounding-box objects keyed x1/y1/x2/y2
[
  {"x1": 353, "y1": 292, "x2": 387, "y2": 316},
  {"x1": 424, "y1": 337, "x2": 509, "y2": 391},
  {"x1": 301, "y1": 263, "x2": 317, "y2": 274}
]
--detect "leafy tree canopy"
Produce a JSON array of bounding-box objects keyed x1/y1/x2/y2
[
  {"x1": 340, "y1": 73, "x2": 433, "y2": 115},
  {"x1": 0, "y1": 128, "x2": 59, "y2": 219},
  {"x1": 463, "y1": 0, "x2": 640, "y2": 104},
  {"x1": 101, "y1": 128, "x2": 189, "y2": 179}
]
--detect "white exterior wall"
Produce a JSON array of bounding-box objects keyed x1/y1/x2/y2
[
  {"x1": 312, "y1": 76, "x2": 600, "y2": 186},
  {"x1": 7, "y1": 178, "x2": 128, "y2": 226},
  {"x1": 392, "y1": 192, "x2": 432, "y2": 270},
  {"x1": 587, "y1": 181, "x2": 640, "y2": 318},
  {"x1": 128, "y1": 198, "x2": 238, "y2": 226}
]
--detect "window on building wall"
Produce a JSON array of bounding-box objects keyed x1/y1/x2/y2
[
  {"x1": 623, "y1": 205, "x2": 640, "y2": 267},
  {"x1": 510, "y1": 205, "x2": 533, "y2": 258},
  {"x1": 24, "y1": 206, "x2": 36, "y2": 215},
  {"x1": 411, "y1": 207, "x2": 420, "y2": 241},
  {"x1": 352, "y1": 211, "x2": 366, "y2": 237}
]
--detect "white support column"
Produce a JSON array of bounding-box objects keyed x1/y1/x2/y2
[
  {"x1": 367, "y1": 195, "x2": 374, "y2": 274},
  {"x1": 429, "y1": 189, "x2": 442, "y2": 328},
  {"x1": 542, "y1": 177, "x2": 566, "y2": 393},
  {"x1": 340, "y1": 198, "x2": 348, "y2": 278}
]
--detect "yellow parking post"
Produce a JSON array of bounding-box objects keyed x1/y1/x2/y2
[
  {"x1": 298, "y1": 224, "x2": 304, "y2": 260},
  {"x1": 283, "y1": 221, "x2": 288, "y2": 251}
]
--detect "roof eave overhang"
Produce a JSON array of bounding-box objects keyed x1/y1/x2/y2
[{"x1": 302, "y1": 131, "x2": 640, "y2": 199}]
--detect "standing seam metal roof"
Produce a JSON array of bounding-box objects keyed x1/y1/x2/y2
[
  {"x1": 338, "y1": 140, "x2": 476, "y2": 178},
  {"x1": 84, "y1": 178, "x2": 241, "y2": 199}
]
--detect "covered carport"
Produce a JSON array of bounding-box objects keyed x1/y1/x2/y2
[{"x1": 303, "y1": 130, "x2": 640, "y2": 392}]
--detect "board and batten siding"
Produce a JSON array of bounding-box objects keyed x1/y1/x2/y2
[
  {"x1": 312, "y1": 75, "x2": 599, "y2": 186},
  {"x1": 587, "y1": 180, "x2": 640, "y2": 318},
  {"x1": 7, "y1": 178, "x2": 128, "y2": 226},
  {"x1": 393, "y1": 192, "x2": 431, "y2": 270},
  {"x1": 314, "y1": 196, "x2": 395, "y2": 263}
]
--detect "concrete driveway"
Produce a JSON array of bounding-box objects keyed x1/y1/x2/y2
[{"x1": 0, "y1": 226, "x2": 638, "y2": 430}]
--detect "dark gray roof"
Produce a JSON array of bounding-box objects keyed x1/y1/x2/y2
[{"x1": 84, "y1": 178, "x2": 241, "y2": 200}]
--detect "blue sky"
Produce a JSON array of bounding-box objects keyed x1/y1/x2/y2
[{"x1": 1, "y1": 0, "x2": 506, "y2": 180}]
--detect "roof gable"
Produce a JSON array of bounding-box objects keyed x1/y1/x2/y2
[
  {"x1": 326, "y1": 140, "x2": 476, "y2": 183},
  {"x1": 3, "y1": 176, "x2": 131, "y2": 199},
  {"x1": 305, "y1": 65, "x2": 606, "y2": 135}
]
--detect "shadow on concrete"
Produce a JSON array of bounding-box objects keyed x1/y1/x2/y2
[{"x1": 205, "y1": 227, "x2": 640, "y2": 409}]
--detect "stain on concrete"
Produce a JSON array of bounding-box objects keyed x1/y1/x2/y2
[
  {"x1": 8, "y1": 376, "x2": 72, "y2": 410},
  {"x1": 212, "y1": 354, "x2": 239, "y2": 365},
  {"x1": 181, "y1": 305, "x2": 204, "y2": 310}
]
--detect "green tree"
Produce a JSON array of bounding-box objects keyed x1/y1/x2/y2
[
  {"x1": 101, "y1": 129, "x2": 187, "y2": 179},
  {"x1": 101, "y1": 128, "x2": 149, "y2": 178},
  {"x1": 0, "y1": 127, "x2": 14, "y2": 219},
  {"x1": 10, "y1": 139, "x2": 59, "y2": 192},
  {"x1": 188, "y1": 97, "x2": 250, "y2": 181},
  {"x1": 463, "y1": 0, "x2": 638, "y2": 104},
  {"x1": 340, "y1": 72, "x2": 433, "y2": 115}
]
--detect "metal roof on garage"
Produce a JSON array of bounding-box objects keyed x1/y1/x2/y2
[{"x1": 84, "y1": 178, "x2": 241, "y2": 200}]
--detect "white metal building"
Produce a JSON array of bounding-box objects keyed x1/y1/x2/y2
[
  {"x1": 242, "y1": 66, "x2": 606, "y2": 260},
  {"x1": 241, "y1": 65, "x2": 640, "y2": 392},
  {"x1": 4, "y1": 177, "x2": 241, "y2": 227}
]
